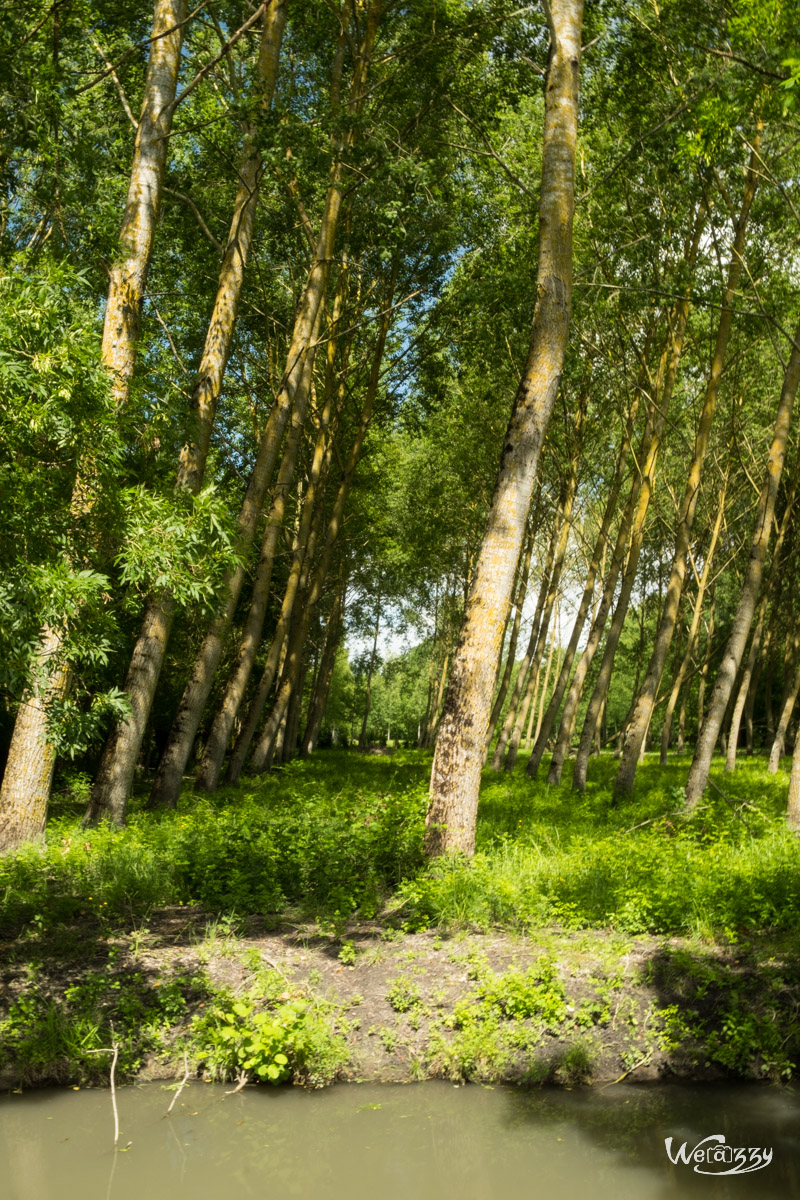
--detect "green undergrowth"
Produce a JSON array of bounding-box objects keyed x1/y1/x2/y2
[
  {"x1": 0, "y1": 958, "x2": 348, "y2": 1089},
  {"x1": 0, "y1": 751, "x2": 799, "y2": 942}
]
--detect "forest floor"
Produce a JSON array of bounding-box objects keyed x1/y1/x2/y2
[{"x1": 2, "y1": 750, "x2": 800, "y2": 1090}]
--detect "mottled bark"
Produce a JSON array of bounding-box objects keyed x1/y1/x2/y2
[
  {"x1": 686, "y1": 312, "x2": 800, "y2": 808},
  {"x1": 615, "y1": 142, "x2": 761, "y2": 794},
  {"x1": 83, "y1": 1, "x2": 286, "y2": 827}
]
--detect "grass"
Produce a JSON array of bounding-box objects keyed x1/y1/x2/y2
[{"x1": 0, "y1": 748, "x2": 798, "y2": 942}]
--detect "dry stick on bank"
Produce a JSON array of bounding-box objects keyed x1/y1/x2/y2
[
  {"x1": 614, "y1": 134, "x2": 763, "y2": 795},
  {"x1": 504, "y1": 391, "x2": 587, "y2": 772},
  {"x1": 685, "y1": 310, "x2": 800, "y2": 811},
  {"x1": 81, "y1": 0, "x2": 288, "y2": 828},
  {"x1": 144, "y1": 2, "x2": 382, "y2": 813},
  {"x1": 425, "y1": 0, "x2": 584, "y2": 858},
  {"x1": 0, "y1": 0, "x2": 188, "y2": 853}
]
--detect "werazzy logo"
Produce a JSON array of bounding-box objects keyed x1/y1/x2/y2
[{"x1": 665, "y1": 1135, "x2": 772, "y2": 1176}]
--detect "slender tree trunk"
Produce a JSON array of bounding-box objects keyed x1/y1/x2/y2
[
  {"x1": 358, "y1": 592, "x2": 381, "y2": 749},
  {"x1": 484, "y1": 523, "x2": 535, "y2": 749},
  {"x1": 726, "y1": 437, "x2": 800, "y2": 768},
  {"x1": 0, "y1": 0, "x2": 187, "y2": 848},
  {"x1": 546, "y1": 206, "x2": 704, "y2": 786},
  {"x1": 491, "y1": 489, "x2": 565, "y2": 770},
  {"x1": 301, "y1": 571, "x2": 347, "y2": 756},
  {"x1": 660, "y1": 467, "x2": 728, "y2": 763},
  {"x1": 769, "y1": 650, "x2": 800, "y2": 773},
  {"x1": 686, "y1": 312, "x2": 800, "y2": 807},
  {"x1": 83, "y1": 1, "x2": 286, "y2": 826},
  {"x1": 526, "y1": 384, "x2": 641, "y2": 777},
  {"x1": 425, "y1": 0, "x2": 582, "y2": 856},
  {"x1": 615, "y1": 142, "x2": 761, "y2": 794},
  {"x1": 696, "y1": 589, "x2": 715, "y2": 730},
  {"x1": 528, "y1": 596, "x2": 559, "y2": 748},
  {"x1": 504, "y1": 394, "x2": 586, "y2": 771}
]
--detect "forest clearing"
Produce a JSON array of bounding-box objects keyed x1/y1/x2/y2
[{"x1": 3, "y1": 0, "x2": 800, "y2": 1150}]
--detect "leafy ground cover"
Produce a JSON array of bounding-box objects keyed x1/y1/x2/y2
[{"x1": 2, "y1": 750, "x2": 800, "y2": 1088}]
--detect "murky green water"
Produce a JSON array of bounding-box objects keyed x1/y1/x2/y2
[{"x1": 2, "y1": 1081, "x2": 799, "y2": 1199}]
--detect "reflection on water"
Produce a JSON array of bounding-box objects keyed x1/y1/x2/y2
[{"x1": 2, "y1": 1080, "x2": 799, "y2": 1200}]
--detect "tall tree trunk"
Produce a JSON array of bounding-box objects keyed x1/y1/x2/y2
[
  {"x1": 769, "y1": 649, "x2": 800, "y2": 773},
  {"x1": 660, "y1": 464, "x2": 728, "y2": 763},
  {"x1": 615, "y1": 141, "x2": 762, "y2": 794},
  {"x1": 484, "y1": 523, "x2": 535, "y2": 749},
  {"x1": 528, "y1": 595, "x2": 559, "y2": 748},
  {"x1": 686, "y1": 312, "x2": 800, "y2": 808},
  {"x1": 358, "y1": 591, "x2": 381, "y2": 749},
  {"x1": 82, "y1": 1, "x2": 286, "y2": 826},
  {"x1": 696, "y1": 588, "x2": 716, "y2": 731},
  {"x1": 425, "y1": 0, "x2": 582, "y2": 856},
  {"x1": 0, "y1": 0, "x2": 187, "y2": 850},
  {"x1": 786, "y1": 708, "x2": 800, "y2": 830}
]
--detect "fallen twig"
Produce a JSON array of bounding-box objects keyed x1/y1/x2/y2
[{"x1": 166, "y1": 1051, "x2": 191, "y2": 1116}]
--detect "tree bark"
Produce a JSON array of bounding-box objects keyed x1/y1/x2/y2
[
  {"x1": 484, "y1": 522, "x2": 535, "y2": 750},
  {"x1": 615, "y1": 140, "x2": 762, "y2": 794},
  {"x1": 686, "y1": 311, "x2": 800, "y2": 808},
  {"x1": 301, "y1": 570, "x2": 347, "y2": 756},
  {"x1": 358, "y1": 591, "x2": 381, "y2": 749}
]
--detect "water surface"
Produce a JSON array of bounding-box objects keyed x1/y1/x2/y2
[{"x1": 2, "y1": 1080, "x2": 799, "y2": 1199}]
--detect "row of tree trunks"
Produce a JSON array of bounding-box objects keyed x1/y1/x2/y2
[
  {"x1": 134, "y1": 5, "x2": 382, "y2": 815},
  {"x1": 503, "y1": 391, "x2": 587, "y2": 772},
  {"x1": 484, "y1": 521, "x2": 535, "y2": 750},
  {"x1": 301, "y1": 568, "x2": 348, "y2": 756},
  {"x1": 248, "y1": 266, "x2": 396, "y2": 773},
  {"x1": 614, "y1": 138, "x2": 762, "y2": 794},
  {"x1": 525, "y1": 372, "x2": 644, "y2": 777},
  {"x1": 660, "y1": 459, "x2": 729, "y2": 761},
  {"x1": 686, "y1": 309, "x2": 800, "y2": 809},
  {"x1": 0, "y1": 0, "x2": 189, "y2": 852},
  {"x1": 81, "y1": 1, "x2": 288, "y2": 828}
]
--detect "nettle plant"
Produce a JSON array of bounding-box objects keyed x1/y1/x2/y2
[{"x1": 204, "y1": 998, "x2": 303, "y2": 1082}]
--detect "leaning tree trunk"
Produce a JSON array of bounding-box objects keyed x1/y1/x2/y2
[
  {"x1": 301, "y1": 570, "x2": 348, "y2": 756},
  {"x1": 786, "y1": 691, "x2": 800, "y2": 830},
  {"x1": 686, "y1": 311, "x2": 800, "y2": 809},
  {"x1": 484, "y1": 522, "x2": 535, "y2": 750},
  {"x1": 82, "y1": 1, "x2": 287, "y2": 827},
  {"x1": 0, "y1": 0, "x2": 187, "y2": 850},
  {"x1": 614, "y1": 141, "x2": 762, "y2": 795},
  {"x1": 425, "y1": 0, "x2": 583, "y2": 858},
  {"x1": 769, "y1": 650, "x2": 800, "y2": 773}
]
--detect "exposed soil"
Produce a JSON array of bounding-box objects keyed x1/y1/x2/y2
[{"x1": 3, "y1": 906, "x2": 777, "y2": 1089}]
